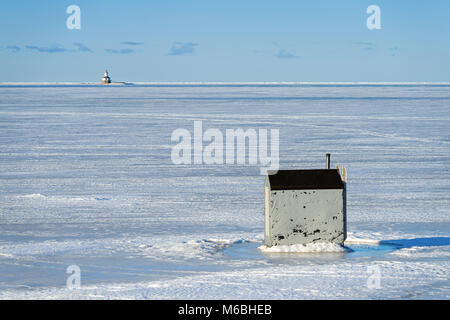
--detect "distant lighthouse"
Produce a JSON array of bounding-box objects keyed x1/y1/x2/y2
[{"x1": 102, "y1": 70, "x2": 111, "y2": 84}]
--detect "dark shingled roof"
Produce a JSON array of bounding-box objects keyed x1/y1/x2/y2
[{"x1": 267, "y1": 169, "x2": 344, "y2": 190}]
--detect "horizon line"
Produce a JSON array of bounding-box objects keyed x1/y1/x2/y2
[{"x1": 1, "y1": 81, "x2": 450, "y2": 86}]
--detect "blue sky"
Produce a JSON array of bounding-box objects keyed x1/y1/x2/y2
[{"x1": 0, "y1": 0, "x2": 449, "y2": 82}]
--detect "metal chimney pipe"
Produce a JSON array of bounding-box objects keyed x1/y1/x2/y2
[{"x1": 326, "y1": 153, "x2": 330, "y2": 169}]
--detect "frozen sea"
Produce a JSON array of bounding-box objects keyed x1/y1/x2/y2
[{"x1": 0, "y1": 83, "x2": 449, "y2": 299}]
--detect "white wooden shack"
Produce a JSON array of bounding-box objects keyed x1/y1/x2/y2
[{"x1": 264, "y1": 155, "x2": 347, "y2": 247}]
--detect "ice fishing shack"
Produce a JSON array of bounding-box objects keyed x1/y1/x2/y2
[{"x1": 264, "y1": 154, "x2": 347, "y2": 247}]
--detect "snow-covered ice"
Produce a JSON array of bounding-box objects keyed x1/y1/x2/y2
[
  {"x1": 258, "y1": 243, "x2": 348, "y2": 253},
  {"x1": 0, "y1": 83, "x2": 449, "y2": 299}
]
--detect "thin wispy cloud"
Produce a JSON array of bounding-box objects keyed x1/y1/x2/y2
[
  {"x1": 74, "y1": 42, "x2": 93, "y2": 53},
  {"x1": 105, "y1": 48, "x2": 134, "y2": 54},
  {"x1": 356, "y1": 41, "x2": 376, "y2": 51},
  {"x1": 252, "y1": 49, "x2": 264, "y2": 54},
  {"x1": 5, "y1": 45, "x2": 20, "y2": 53},
  {"x1": 356, "y1": 41, "x2": 375, "y2": 46},
  {"x1": 275, "y1": 49, "x2": 298, "y2": 59},
  {"x1": 26, "y1": 45, "x2": 68, "y2": 53},
  {"x1": 121, "y1": 41, "x2": 143, "y2": 46},
  {"x1": 168, "y1": 42, "x2": 198, "y2": 56},
  {"x1": 389, "y1": 46, "x2": 400, "y2": 56}
]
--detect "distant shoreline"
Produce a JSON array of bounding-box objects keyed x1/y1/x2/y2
[{"x1": 1, "y1": 81, "x2": 450, "y2": 86}]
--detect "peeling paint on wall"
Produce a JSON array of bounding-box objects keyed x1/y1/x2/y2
[{"x1": 264, "y1": 188, "x2": 346, "y2": 247}]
